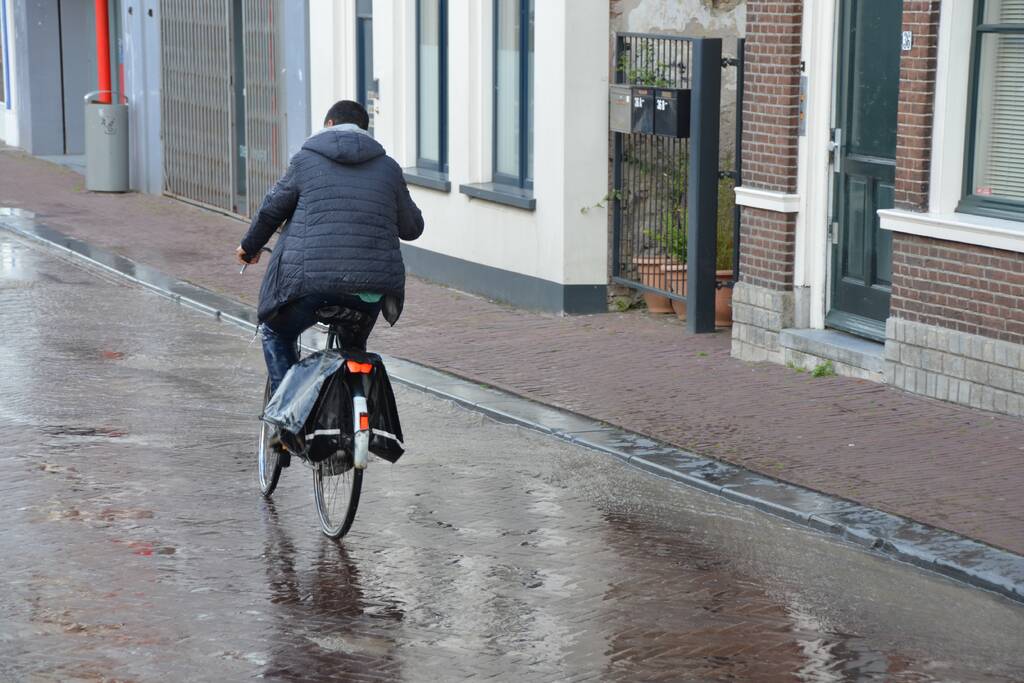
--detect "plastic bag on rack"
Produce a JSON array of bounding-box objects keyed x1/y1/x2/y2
[{"x1": 261, "y1": 351, "x2": 345, "y2": 435}]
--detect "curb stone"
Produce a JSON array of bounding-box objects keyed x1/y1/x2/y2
[{"x1": 3, "y1": 209, "x2": 1023, "y2": 604}]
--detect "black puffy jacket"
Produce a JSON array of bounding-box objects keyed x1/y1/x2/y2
[{"x1": 240, "y1": 125, "x2": 424, "y2": 323}]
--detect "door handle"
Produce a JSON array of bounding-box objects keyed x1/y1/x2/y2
[{"x1": 829, "y1": 128, "x2": 843, "y2": 174}]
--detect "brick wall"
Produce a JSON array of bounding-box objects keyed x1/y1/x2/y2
[
  {"x1": 891, "y1": 234, "x2": 1024, "y2": 345},
  {"x1": 741, "y1": 0, "x2": 803, "y2": 193},
  {"x1": 738, "y1": 208, "x2": 796, "y2": 290},
  {"x1": 894, "y1": 0, "x2": 941, "y2": 211},
  {"x1": 739, "y1": 1, "x2": 803, "y2": 292}
]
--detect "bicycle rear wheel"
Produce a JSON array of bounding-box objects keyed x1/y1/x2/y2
[
  {"x1": 257, "y1": 379, "x2": 283, "y2": 497},
  {"x1": 313, "y1": 458, "x2": 362, "y2": 539}
]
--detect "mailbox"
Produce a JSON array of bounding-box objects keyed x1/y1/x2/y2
[
  {"x1": 609, "y1": 85, "x2": 633, "y2": 134},
  {"x1": 631, "y1": 87, "x2": 655, "y2": 134},
  {"x1": 654, "y1": 88, "x2": 691, "y2": 138}
]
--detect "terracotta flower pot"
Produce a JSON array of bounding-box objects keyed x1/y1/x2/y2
[
  {"x1": 716, "y1": 270, "x2": 734, "y2": 327},
  {"x1": 633, "y1": 257, "x2": 673, "y2": 314},
  {"x1": 664, "y1": 263, "x2": 687, "y2": 320},
  {"x1": 660, "y1": 267, "x2": 732, "y2": 325}
]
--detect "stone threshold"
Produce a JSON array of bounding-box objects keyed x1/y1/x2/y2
[
  {"x1": 780, "y1": 327, "x2": 885, "y2": 381},
  {"x1": 2, "y1": 208, "x2": 1022, "y2": 605}
]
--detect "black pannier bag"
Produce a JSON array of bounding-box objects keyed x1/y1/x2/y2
[
  {"x1": 303, "y1": 369, "x2": 352, "y2": 462},
  {"x1": 261, "y1": 350, "x2": 405, "y2": 464},
  {"x1": 365, "y1": 360, "x2": 404, "y2": 463}
]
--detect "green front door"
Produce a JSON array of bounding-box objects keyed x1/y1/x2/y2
[{"x1": 828, "y1": 0, "x2": 902, "y2": 341}]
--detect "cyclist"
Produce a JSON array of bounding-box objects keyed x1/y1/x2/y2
[{"x1": 236, "y1": 100, "x2": 424, "y2": 457}]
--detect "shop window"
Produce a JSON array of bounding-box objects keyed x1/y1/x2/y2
[{"x1": 960, "y1": 0, "x2": 1024, "y2": 220}]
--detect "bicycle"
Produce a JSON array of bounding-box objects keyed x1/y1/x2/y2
[
  {"x1": 256, "y1": 308, "x2": 378, "y2": 538},
  {"x1": 245, "y1": 250, "x2": 374, "y2": 540}
]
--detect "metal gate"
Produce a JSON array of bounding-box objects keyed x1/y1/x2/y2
[
  {"x1": 241, "y1": 0, "x2": 283, "y2": 217},
  {"x1": 160, "y1": 0, "x2": 285, "y2": 217},
  {"x1": 611, "y1": 33, "x2": 742, "y2": 333}
]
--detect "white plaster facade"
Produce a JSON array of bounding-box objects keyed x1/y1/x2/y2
[
  {"x1": 307, "y1": 0, "x2": 610, "y2": 311},
  {"x1": 0, "y1": 0, "x2": 18, "y2": 147}
]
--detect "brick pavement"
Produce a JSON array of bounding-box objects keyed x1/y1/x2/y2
[{"x1": 2, "y1": 146, "x2": 1023, "y2": 556}]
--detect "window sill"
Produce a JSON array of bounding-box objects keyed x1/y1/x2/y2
[
  {"x1": 878, "y1": 208, "x2": 1024, "y2": 254},
  {"x1": 458, "y1": 182, "x2": 536, "y2": 211},
  {"x1": 403, "y1": 168, "x2": 451, "y2": 192}
]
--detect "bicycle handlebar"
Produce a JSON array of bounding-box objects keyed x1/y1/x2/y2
[{"x1": 239, "y1": 247, "x2": 273, "y2": 275}]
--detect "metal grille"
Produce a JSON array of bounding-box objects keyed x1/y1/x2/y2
[
  {"x1": 160, "y1": 0, "x2": 235, "y2": 212},
  {"x1": 612, "y1": 35, "x2": 694, "y2": 302},
  {"x1": 160, "y1": 0, "x2": 284, "y2": 217},
  {"x1": 243, "y1": 0, "x2": 284, "y2": 217}
]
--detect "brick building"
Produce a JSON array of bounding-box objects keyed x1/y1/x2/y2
[{"x1": 732, "y1": 0, "x2": 1024, "y2": 418}]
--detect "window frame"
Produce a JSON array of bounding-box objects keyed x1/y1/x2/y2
[
  {"x1": 355, "y1": 0, "x2": 374, "y2": 111},
  {"x1": 0, "y1": 0, "x2": 8, "y2": 107},
  {"x1": 492, "y1": 0, "x2": 533, "y2": 190},
  {"x1": 959, "y1": 0, "x2": 1024, "y2": 221},
  {"x1": 416, "y1": 0, "x2": 448, "y2": 174}
]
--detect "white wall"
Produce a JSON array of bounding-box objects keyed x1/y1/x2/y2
[
  {"x1": 0, "y1": 0, "x2": 17, "y2": 146},
  {"x1": 309, "y1": 0, "x2": 357, "y2": 131},
  {"x1": 309, "y1": 0, "x2": 609, "y2": 288}
]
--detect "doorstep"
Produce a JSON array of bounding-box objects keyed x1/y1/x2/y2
[{"x1": 779, "y1": 328, "x2": 885, "y2": 382}]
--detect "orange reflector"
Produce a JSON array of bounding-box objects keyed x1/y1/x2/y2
[
  {"x1": 346, "y1": 360, "x2": 373, "y2": 374},
  {"x1": 359, "y1": 413, "x2": 370, "y2": 431}
]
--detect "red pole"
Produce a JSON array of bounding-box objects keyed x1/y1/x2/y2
[{"x1": 95, "y1": 0, "x2": 111, "y2": 104}]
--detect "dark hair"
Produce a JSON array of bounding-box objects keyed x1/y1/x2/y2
[{"x1": 324, "y1": 100, "x2": 370, "y2": 130}]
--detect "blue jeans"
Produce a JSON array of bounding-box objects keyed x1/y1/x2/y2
[{"x1": 262, "y1": 293, "x2": 382, "y2": 394}]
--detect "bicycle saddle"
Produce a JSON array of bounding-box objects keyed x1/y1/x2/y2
[{"x1": 315, "y1": 305, "x2": 371, "y2": 327}]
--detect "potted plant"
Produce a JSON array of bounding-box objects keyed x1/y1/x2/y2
[
  {"x1": 632, "y1": 256, "x2": 674, "y2": 314},
  {"x1": 648, "y1": 176, "x2": 736, "y2": 326},
  {"x1": 646, "y1": 211, "x2": 688, "y2": 320},
  {"x1": 715, "y1": 173, "x2": 736, "y2": 327}
]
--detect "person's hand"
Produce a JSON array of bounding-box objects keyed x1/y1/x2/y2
[{"x1": 236, "y1": 245, "x2": 259, "y2": 265}]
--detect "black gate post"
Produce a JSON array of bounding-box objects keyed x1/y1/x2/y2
[{"x1": 686, "y1": 38, "x2": 722, "y2": 333}]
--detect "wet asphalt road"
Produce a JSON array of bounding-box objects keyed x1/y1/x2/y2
[{"x1": 1, "y1": 233, "x2": 1023, "y2": 682}]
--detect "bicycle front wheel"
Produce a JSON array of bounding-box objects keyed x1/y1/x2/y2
[
  {"x1": 313, "y1": 458, "x2": 362, "y2": 539},
  {"x1": 257, "y1": 379, "x2": 283, "y2": 497}
]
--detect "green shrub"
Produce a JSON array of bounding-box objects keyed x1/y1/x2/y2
[{"x1": 812, "y1": 361, "x2": 837, "y2": 378}]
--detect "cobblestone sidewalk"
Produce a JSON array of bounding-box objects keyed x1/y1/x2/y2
[{"x1": 2, "y1": 147, "x2": 1023, "y2": 556}]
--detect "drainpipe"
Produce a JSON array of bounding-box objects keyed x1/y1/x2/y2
[{"x1": 95, "y1": 0, "x2": 111, "y2": 104}]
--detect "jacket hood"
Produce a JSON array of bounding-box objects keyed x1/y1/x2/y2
[{"x1": 302, "y1": 125, "x2": 386, "y2": 164}]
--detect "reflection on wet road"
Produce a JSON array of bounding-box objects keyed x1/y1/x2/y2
[{"x1": 1, "y1": 233, "x2": 1022, "y2": 682}]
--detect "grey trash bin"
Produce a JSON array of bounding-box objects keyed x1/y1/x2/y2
[{"x1": 84, "y1": 90, "x2": 129, "y2": 192}]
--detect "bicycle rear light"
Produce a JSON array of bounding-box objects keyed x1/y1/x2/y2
[{"x1": 346, "y1": 360, "x2": 374, "y2": 374}]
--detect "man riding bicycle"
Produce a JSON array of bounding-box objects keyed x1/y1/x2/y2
[{"x1": 236, "y1": 101, "x2": 424, "y2": 457}]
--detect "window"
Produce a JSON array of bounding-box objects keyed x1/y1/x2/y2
[
  {"x1": 961, "y1": 0, "x2": 1024, "y2": 220},
  {"x1": 493, "y1": 0, "x2": 534, "y2": 189},
  {"x1": 0, "y1": 0, "x2": 8, "y2": 107},
  {"x1": 417, "y1": 0, "x2": 447, "y2": 172},
  {"x1": 358, "y1": 0, "x2": 378, "y2": 126}
]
